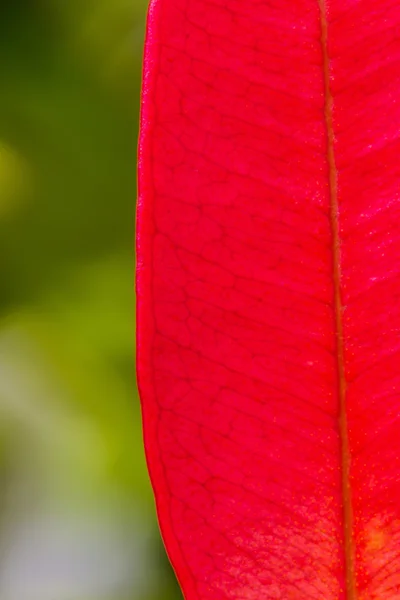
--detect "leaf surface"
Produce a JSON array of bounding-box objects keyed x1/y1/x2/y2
[{"x1": 137, "y1": 0, "x2": 400, "y2": 598}]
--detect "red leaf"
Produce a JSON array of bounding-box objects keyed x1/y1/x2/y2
[{"x1": 137, "y1": 0, "x2": 400, "y2": 597}]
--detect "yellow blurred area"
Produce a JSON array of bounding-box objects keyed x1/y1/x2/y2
[{"x1": 0, "y1": 1, "x2": 181, "y2": 599}]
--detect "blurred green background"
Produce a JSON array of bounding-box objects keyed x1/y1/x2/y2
[{"x1": 0, "y1": 1, "x2": 181, "y2": 598}]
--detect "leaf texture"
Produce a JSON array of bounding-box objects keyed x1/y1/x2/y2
[{"x1": 136, "y1": 0, "x2": 400, "y2": 598}]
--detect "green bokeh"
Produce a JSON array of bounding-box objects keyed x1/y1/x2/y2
[{"x1": 0, "y1": 1, "x2": 182, "y2": 598}]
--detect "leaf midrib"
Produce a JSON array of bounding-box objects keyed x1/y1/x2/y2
[{"x1": 318, "y1": 1, "x2": 356, "y2": 598}]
